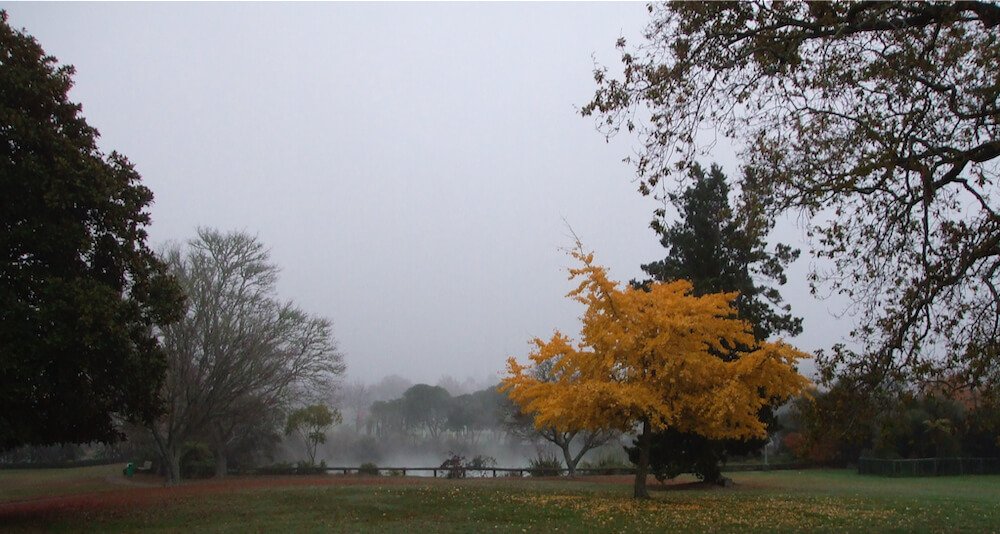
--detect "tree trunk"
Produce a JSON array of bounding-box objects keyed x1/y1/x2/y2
[
  {"x1": 214, "y1": 450, "x2": 228, "y2": 478},
  {"x1": 212, "y1": 423, "x2": 230, "y2": 478},
  {"x1": 633, "y1": 419, "x2": 651, "y2": 499},
  {"x1": 152, "y1": 428, "x2": 182, "y2": 486},
  {"x1": 306, "y1": 438, "x2": 317, "y2": 466},
  {"x1": 166, "y1": 449, "x2": 182, "y2": 486},
  {"x1": 560, "y1": 443, "x2": 576, "y2": 477}
]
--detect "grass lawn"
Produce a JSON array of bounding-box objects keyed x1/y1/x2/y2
[
  {"x1": 0, "y1": 464, "x2": 152, "y2": 502},
  {"x1": 1, "y1": 466, "x2": 998, "y2": 532}
]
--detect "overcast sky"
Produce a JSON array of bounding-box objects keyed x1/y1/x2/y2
[{"x1": 7, "y1": 3, "x2": 854, "y2": 386}]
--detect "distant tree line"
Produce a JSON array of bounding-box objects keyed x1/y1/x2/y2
[{"x1": 779, "y1": 381, "x2": 1000, "y2": 466}]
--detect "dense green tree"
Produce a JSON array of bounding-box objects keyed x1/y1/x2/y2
[
  {"x1": 0, "y1": 12, "x2": 184, "y2": 449},
  {"x1": 628, "y1": 163, "x2": 801, "y2": 483},
  {"x1": 401, "y1": 384, "x2": 451, "y2": 440},
  {"x1": 964, "y1": 400, "x2": 1000, "y2": 458},
  {"x1": 367, "y1": 399, "x2": 407, "y2": 438},
  {"x1": 642, "y1": 163, "x2": 801, "y2": 343},
  {"x1": 583, "y1": 1, "x2": 1000, "y2": 394},
  {"x1": 448, "y1": 387, "x2": 505, "y2": 443}
]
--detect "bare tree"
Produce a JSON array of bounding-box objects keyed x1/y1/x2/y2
[
  {"x1": 341, "y1": 381, "x2": 373, "y2": 433},
  {"x1": 584, "y1": 2, "x2": 1000, "y2": 394},
  {"x1": 150, "y1": 228, "x2": 344, "y2": 484}
]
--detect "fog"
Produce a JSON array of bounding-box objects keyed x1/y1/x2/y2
[
  {"x1": 280, "y1": 376, "x2": 634, "y2": 472},
  {"x1": 4, "y1": 3, "x2": 854, "y2": 389}
]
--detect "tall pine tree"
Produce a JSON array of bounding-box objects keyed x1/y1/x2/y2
[{"x1": 628, "y1": 163, "x2": 802, "y2": 483}]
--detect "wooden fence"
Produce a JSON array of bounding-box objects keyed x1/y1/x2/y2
[{"x1": 318, "y1": 463, "x2": 808, "y2": 478}]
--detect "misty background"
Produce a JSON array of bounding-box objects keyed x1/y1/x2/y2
[{"x1": 4, "y1": 3, "x2": 851, "y2": 390}]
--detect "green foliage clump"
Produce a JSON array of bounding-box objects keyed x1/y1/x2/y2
[
  {"x1": 180, "y1": 443, "x2": 215, "y2": 479},
  {"x1": 285, "y1": 405, "x2": 341, "y2": 466},
  {"x1": 528, "y1": 454, "x2": 563, "y2": 477}
]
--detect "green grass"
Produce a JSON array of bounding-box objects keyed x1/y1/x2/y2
[
  {"x1": 0, "y1": 464, "x2": 136, "y2": 502},
  {"x1": 2, "y1": 468, "x2": 998, "y2": 532}
]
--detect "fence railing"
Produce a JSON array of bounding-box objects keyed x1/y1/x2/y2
[
  {"x1": 858, "y1": 457, "x2": 1000, "y2": 477},
  {"x1": 311, "y1": 463, "x2": 808, "y2": 478},
  {"x1": 326, "y1": 466, "x2": 559, "y2": 477}
]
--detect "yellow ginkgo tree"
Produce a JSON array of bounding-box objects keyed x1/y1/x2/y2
[{"x1": 501, "y1": 246, "x2": 811, "y2": 499}]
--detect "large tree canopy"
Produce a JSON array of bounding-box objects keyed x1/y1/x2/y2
[
  {"x1": 153, "y1": 229, "x2": 344, "y2": 483},
  {"x1": 584, "y1": 1, "x2": 1000, "y2": 395},
  {"x1": 0, "y1": 12, "x2": 184, "y2": 449},
  {"x1": 501, "y1": 246, "x2": 809, "y2": 498}
]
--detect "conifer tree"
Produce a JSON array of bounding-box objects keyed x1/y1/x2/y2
[{"x1": 632, "y1": 163, "x2": 802, "y2": 483}]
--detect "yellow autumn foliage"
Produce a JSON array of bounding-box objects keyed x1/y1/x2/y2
[{"x1": 501, "y1": 247, "x2": 811, "y2": 441}]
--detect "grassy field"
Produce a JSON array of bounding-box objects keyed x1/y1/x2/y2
[{"x1": 1, "y1": 465, "x2": 998, "y2": 532}]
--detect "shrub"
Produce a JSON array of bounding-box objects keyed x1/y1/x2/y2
[
  {"x1": 294, "y1": 460, "x2": 326, "y2": 475},
  {"x1": 180, "y1": 442, "x2": 214, "y2": 479},
  {"x1": 528, "y1": 454, "x2": 562, "y2": 477},
  {"x1": 358, "y1": 462, "x2": 379, "y2": 476},
  {"x1": 257, "y1": 462, "x2": 295, "y2": 475},
  {"x1": 440, "y1": 452, "x2": 466, "y2": 479},
  {"x1": 782, "y1": 432, "x2": 807, "y2": 459},
  {"x1": 579, "y1": 452, "x2": 631, "y2": 475},
  {"x1": 468, "y1": 455, "x2": 497, "y2": 469}
]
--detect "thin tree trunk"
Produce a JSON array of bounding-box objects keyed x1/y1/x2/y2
[
  {"x1": 633, "y1": 419, "x2": 651, "y2": 499},
  {"x1": 214, "y1": 450, "x2": 228, "y2": 478},
  {"x1": 306, "y1": 438, "x2": 317, "y2": 466}
]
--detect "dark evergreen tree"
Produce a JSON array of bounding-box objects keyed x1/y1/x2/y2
[
  {"x1": 0, "y1": 12, "x2": 184, "y2": 449},
  {"x1": 643, "y1": 163, "x2": 801, "y2": 344},
  {"x1": 628, "y1": 163, "x2": 802, "y2": 482}
]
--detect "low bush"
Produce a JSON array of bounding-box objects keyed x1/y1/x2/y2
[
  {"x1": 180, "y1": 442, "x2": 214, "y2": 479},
  {"x1": 468, "y1": 455, "x2": 497, "y2": 469},
  {"x1": 528, "y1": 454, "x2": 562, "y2": 477},
  {"x1": 579, "y1": 453, "x2": 631, "y2": 475},
  {"x1": 440, "y1": 452, "x2": 466, "y2": 479}
]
